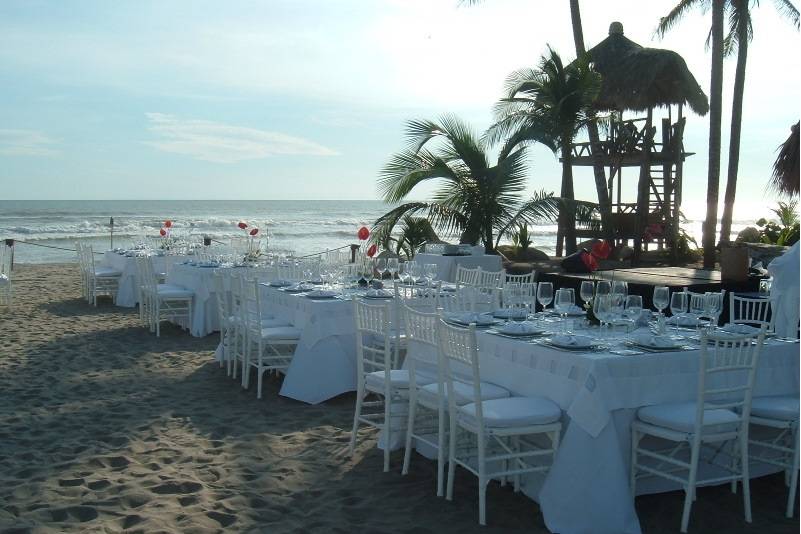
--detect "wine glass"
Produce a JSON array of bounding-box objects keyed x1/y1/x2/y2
[
  {"x1": 365, "y1": 259, "x2": 376, "y2": 288},
  {"x1": 653, "y1": 286, "x2": 669, "y2": 316},
  {"x1": 593, "y1": 294, "x2": 612, "y2": 339},
  {"x1": 625, "y1": 295, "x2": 643, "y2": 321},
  {"x1": 555, "y1": 288, "x2": 575, "y2": 333},
  {"x1": 580, "y1": 281, "x2": 595, "y2": 306},
  {"x1": 704, "y1": 292, "x2": 723, "y2": 329},
  {"x1": 611, "y1": 280, "x2": 628, "y2": 298},
  {"x1": 669, "y1": 292, "x2": 688, "y2": 334},
  {"x1": 425, "y1": 263, "x2": 437, "y2": 288},
  {"x1": 376, "y1": 258, "x2": 387, "y2": 281},
  {"x1": 596, "y1": 280, "x2": 611, "y2": 297},
  {"x1": 536, "y1": 282, "x2": 553, "y2": 314},
  {"x1": 688, "y1": 293, "x2": 706, "y2": 331},
  {"x1": 387, "y1": 258, "x2": 399, "y2": 280},
  {"x1": 406, "y1": 260, "x2": 419, "y2": 285}
]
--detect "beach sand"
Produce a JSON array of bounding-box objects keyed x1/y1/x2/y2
[{"x1": 0, "y1": 264, "x2": 795, "y2": 533}]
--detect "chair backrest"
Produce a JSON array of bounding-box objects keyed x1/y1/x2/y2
[
  {"x1": 455, "y1": 265, "x2": 481, "y2": 288},
  {"x1": 393, "y1": 280, "x2": 440, "y2": 311},
  {"x1": 212, "y1": 270, "x2": 231, "y2": 327},
  {"x1": 695, "y1": 329, "x2": 765, "y2": 433},
  {"x1": 500, "y1": 282, "x2": 537, "y2": 314},
  {"x1": 729, "y1": 294, "x2": 774, "y2": 331},
  {"x1": 134, "y1": 256, "x2": 157, "y2": 293},
  {"x1": 505, "y1": 271, "x2": 535, "y2": 286},
  {"x1": 228, "y1": 270, "x2": 244, "y2": 321},
  {"x1": 353, "y1": 299, "x2": 393, "y2": 383},
  {"x1": 403, "y1": 304, "x2": 443, "y2": 388},
  {"x1": 438, "y1": 286, "x2": 480, "y2": 313},
  {"x1": 476, "y1": 268, "x2": 505, "y2": 290},
  {"x1": 240, "y1": 277, "x2": 262, "y2": 334},
  {"x1": 0, "y1": 245, "x2": 10, "y2": 276},
  {"x1": 437, "y1": 320, "x2": 484, "y2": 429},
  {"x1": 75, "y1": 242, "x2": 86, "y2": 271}
]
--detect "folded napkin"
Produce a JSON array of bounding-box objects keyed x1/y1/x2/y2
[
  {"x1": 721, "y1": 323, "x2": 761, "y2": 335},
  {"x1": 633, "y1": 333, "x2": 676, "y2": 348},
  {"x1": 497, "y1": 321, "x2": 541, "y2": 335},
  {"x1": 366, "y1": 288, "x2": 393, "y2": 298},
  {"x1": 269, "y1": 279, "x2": 293, "y2": 287},
  {"x1": 666, "y1": 315, "x2": 700, "y2": 327},
  {"x1": 447, "y1": 312, "x2": 494, "y2": 325},
  {"x1": 550, "y1": 334, "x2": 593, "y2": 348},
  {"x1": 307, "y1": 289, "x2": 338, "y2": 298}
]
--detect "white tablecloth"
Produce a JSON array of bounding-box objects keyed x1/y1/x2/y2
[
  {"x1": 262, "y1": 286, "x2": 358, "y2": 404},
  {"x1": 414, "y1": 253, "x2": 503, "y2": 282},
  {"x1": 404, "y1": 330, "x2": 799, "y2": 534},
  {"x1": 103, "y1": 252, "x2": 184, "y2": 307}
]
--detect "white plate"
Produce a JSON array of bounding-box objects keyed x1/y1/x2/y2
[
  {"x1": 306, "y1": 290, "x2": 339, "y2": 299},
  {"x1": 720, "y1": 323, "x2": 761, "y2": 335}
]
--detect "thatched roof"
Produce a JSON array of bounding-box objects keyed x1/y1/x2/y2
[
  {"x1": 771, "y1": 121, "x2": 800, "y2": 196},
  {"x1": 585, "y1": 22, "x2": 709, "y2": 116}
]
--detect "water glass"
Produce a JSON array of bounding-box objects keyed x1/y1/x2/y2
[
  {"x1": 611, "y1": 280, "x2": 628, "y2": 298},
  {"x1": 425, "y1": 263, "x2": 437, "y2": 287},
  {"x1": 376, "y1": 258, "x2": 387, "y2": 280},
  {"x1": 555, "y1": 288, "x2": 575, "y2": 333},
  {"x1": 704, "y1": 292, "x2": 723, "y2": 328},
  {"x1": 688, "y1": 293, "x2": 706, "y2": 330},
  {"x1": 537, "y1": 282, "x2": 553, "y2": 313},
  {"x1": 596, "y1": 280, "x2": 612, "y2": 297},
  {"x1": 593, "y1": 294, "x2": 612, "y2": 338}
]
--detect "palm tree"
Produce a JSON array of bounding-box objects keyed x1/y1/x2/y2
[
  {"x1": 485, "y1": 47, "x2": 601, "y2": 256},
  {"x1": 657, "y1": 0, "x2": 800, "y2": 253},
  {"x1": 372, "y1": 215, "x2": 439, "y2": 259},
  {"x1": 374, "y1": 115, "x2": 563, "y2": 254},
  {"x1": 569, "y1": 0, "x2": 615, "y2": 243}
]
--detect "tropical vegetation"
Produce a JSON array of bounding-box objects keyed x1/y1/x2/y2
[
  {"x1": 373, "y1": 115, "x2": 563, "y2": 255},
  {"x1": 484, "y1": 47, "x2": 601, "y2": 256}
]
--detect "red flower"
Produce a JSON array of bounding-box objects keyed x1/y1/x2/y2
[
  {"x1": 249, "y1": 228, "x2": 259, "y2": 236},
  {"x1": 580, "y1": 251, "x2": 598, "y2": 272},
  {"x1": 357, "y1": 226, "x2": 369, "y2": 241},
  {"x1": 159, "y1": 228, "x2": 167, "y2": 237},
  {"x1": 164, "y1": 220, "x2": 172, "y2": 229},
  {"x1": 591, "y1": 241, "x2": 611, "y2": 260},
  {"x1": 237, "y1": 221, "x2": 248, "y2": 230},
  {"x1": 366, "y1": 244, "x2": 377, "y2": 258}
]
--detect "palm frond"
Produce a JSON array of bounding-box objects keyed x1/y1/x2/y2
[
  {"x1": 655, "y1": 0, "x2": 707, "y2": 38},
  {"x1": 772, "y1": 0, "x2": 800, "y2": 28}
]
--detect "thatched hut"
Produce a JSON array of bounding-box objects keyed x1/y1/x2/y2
[
  {"x1": 586, "y1": 22, "x2": 709, "y2": 116},
  {"x1": 569, "y1": 22, "x2": 709, "y2": 263},
  {"x1": 771, "y1": 121, "x2": 800, "y2": 197}
]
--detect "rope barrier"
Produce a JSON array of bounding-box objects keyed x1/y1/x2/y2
[{"x1": 10, "y1": 239, "x2": 103, "y2": 255}]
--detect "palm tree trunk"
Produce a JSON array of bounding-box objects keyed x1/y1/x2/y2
[
  {"x1": 560, "y1": 141, "x2": 578, "y2": 255},
  {"x1": 703, "y1": 0, "x2": 725, "y2": 269},
  {"x1": 719, "y1": 8, "x2": 749, "y2": 244},
  {"x1": 569, "y1": 0, "x2": 614, "y2": 243}
]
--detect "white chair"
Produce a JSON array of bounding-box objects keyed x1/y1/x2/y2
[
  {"x1": 630, "y1": 328, "x2": 766, "y2": 533},
  {"x1": 730, "y1": 294, "x2": 775, "y2": 332},
  {"x1": 241, "y1": 278, "x2": 300, "y2": 398},
  {"x1": 748, "y1": 395, "x2": 799, "y2": 518},
  {"x1": 401, "y1": 305, "x2": 448, "y2": 495},
  {"x1": 475, "y1": 268, "x2": 505, "y2": 290},
  {"x1": 0, "y1": 244, "x2": 12, "y2": 306},
  {"x1": 455, "y1": 265, "x2": 481, "y2": 288},
  {"x1": 83, "y1": 244, "x2": 121, "y2": 306},
  {"x1": 213, "y1": 270, "x2": 234, "y2": 371},
  {"x1": 438, "y1": 320, "x2": 562, "y2": 525},
  {"x1": 135, "y1": 256, "x2": 193, "y2": 337},
  {"x1": 504, "y1": 271, "x2": 535, "y2": 286},
  {"x1": 350, "y1": 299, "x2": 434, "y2": 472}
]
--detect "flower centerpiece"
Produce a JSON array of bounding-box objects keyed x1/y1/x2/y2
[
  {"x1": 157, "y1": 219, "x2": 179, "y2": 250},
  {"x1": 236, "y1": 220, "x2": 267, "y2": 263}
]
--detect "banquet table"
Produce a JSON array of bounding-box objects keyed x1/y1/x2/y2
[
  {"x1": 401, "y1": 327, "x2": 799, "y2": 534},
  {"x1": 414, "y1": 253, "x2": 502, "y2": 282},
  {"x1": 103, "y1": 251, "x2": 185, "y2": 307},
  {"x1": 256, "y1": 285, "x2": 358, "y2": 404}
]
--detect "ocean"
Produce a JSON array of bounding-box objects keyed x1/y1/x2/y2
[{"x1": 0, "y1": 200, "x2": 751, "y2": 264}]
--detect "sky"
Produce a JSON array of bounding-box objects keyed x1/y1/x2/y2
[{"x1": 0, "y1": 0, "x2": 798, "y2": 221}]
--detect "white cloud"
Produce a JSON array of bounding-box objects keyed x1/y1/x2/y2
[
  {"x1": 0, "y1": 129, "x2": 58, "y2": 156},
  {"x1": 145, "y1": 113, "x2": 338, "y2": 163}
]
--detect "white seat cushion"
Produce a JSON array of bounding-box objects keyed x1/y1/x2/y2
[
  {"x1": 259, "y1": 326, "x2": 301, "y2": 341},
  {"x1": 156, "y1": 284, "x2": 193, "y2": 298},
  {"x1": 458, "y1": 396, "x2": 562, "y2": 428},
  {"x1": 750, "y1": 396, "x2": 800, "y2": 422},
  {"x1": 420, "y1": 380, "x2": 510, "y2": 406},
  {"x1": 637, "y1": 402, "x2": 740, "y2": 434},
  {"x1": 260, "y1": 318, "x2": 287, "y2": 328},
  {"x1": 365, "y1": 369, "x2": 436, "y2": 391},
  {"x1": 94, "y1": 267, "x2": 121, "y2": 277}
]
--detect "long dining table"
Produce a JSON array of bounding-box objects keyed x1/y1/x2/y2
[{"x1": 402, "y1": 325, "x2": 799, "y2": 534}]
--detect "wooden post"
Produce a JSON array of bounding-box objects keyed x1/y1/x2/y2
[
  {"x1": 350, "y1": 244, "x2": 360, "y2": 264},
  {"x1": 633, "y1": 108, "x2": 653, "y2": 265},
  {"x1": 672, "y1": 104, "x2": 685, "y2": 266},
  {"x1": 661, "y1": 117, "x2": 672, "y2": 251},
  {"x1": 110, "y1": 217, "x2": 114, "y2": 249}
]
